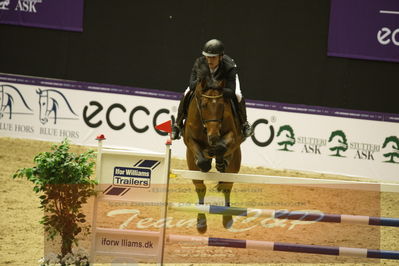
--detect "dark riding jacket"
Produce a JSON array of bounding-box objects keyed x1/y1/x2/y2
[{"x1": 188, "y1": 55, "x2": 238, "y2": 94}]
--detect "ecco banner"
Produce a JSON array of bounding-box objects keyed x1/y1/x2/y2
[
  {"x1": 0, "y1": 73, "x2": 398, "y2": 182},
  {"x1": 0, "y1": 0, "x2": 84, "y2": 32},
  {"x1": 328, "y1": 0, "x2": 399, "y2": 63}
]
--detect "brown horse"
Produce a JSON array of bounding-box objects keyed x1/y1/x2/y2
[{"x1": 182, "y1": 64, "x2": 244, "y2": 233}]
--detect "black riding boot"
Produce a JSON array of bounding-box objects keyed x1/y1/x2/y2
[
  {"x1": 172, "y1": 91, "x2": 192, "y2": 140},
  {"x1": 236, "y1": 98, "x2": 253, "y2": 138}
]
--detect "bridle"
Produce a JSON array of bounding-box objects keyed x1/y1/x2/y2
[
  {"x1": 195, "y1": 91, "x2": 224, "y2": 128},
  {"x1": 39, "y1": 91, "x2": 51, "y2": 114}
]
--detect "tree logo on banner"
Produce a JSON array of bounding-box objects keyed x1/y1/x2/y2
[
  {"x1": 0, "y1": 0, "x2": 10, "y2": 10},
  {"x1": 276, "y1": 125, "x2": 296, "y2": 151},
  {"x1": 382, "y1": 136, "x2": 399, "y2": 164},
  {"x1": 328, "y1": 130, "x2": 348, "y2": 157}
]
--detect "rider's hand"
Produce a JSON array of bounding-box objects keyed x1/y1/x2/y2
[{"x1": 222, "y1": 88, "x2": 235, "y2": 99}]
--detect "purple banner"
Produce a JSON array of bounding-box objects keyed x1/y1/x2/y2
[
  {"x1": 328, "y1": 0, "x2": 399, "y2": 63},
  {"x1": 0, "y1": 0, "x2": 84, "y2": 32}
]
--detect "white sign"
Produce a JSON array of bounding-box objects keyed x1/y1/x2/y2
[{"x1": 1, "y1": 73, "x2": 398, "y2": 182}]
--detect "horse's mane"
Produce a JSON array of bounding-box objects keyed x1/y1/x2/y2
[{"x1": 195, "y1": 58, "x2": 219, "y2": 89}]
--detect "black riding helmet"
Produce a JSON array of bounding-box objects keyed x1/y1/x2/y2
[{"x1": 202, "y1": 39, "x2": 224, "y2": 56}]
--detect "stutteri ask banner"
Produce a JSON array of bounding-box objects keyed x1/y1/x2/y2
[
  {"x1": 328, "y1": 0, "x2": 399, "y2": 63},
  {"x1": 0, "y1": 0, "x2": 84, "y2": 32}
]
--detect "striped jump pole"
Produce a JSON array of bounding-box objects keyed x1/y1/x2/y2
[
  {"x1": 169, "y1": 203, "x2": 399, "y2": 227},
  {"x1": 167, "y1": 234, "x2": 399, "y2": 260}
]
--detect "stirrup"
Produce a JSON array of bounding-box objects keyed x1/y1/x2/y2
[{"x1": 242, "y1": 122, "x2": 253, "y2": 138}]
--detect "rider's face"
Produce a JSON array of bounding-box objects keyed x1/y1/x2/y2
[{"x1": 205, "y1": 55, "x2": 222, "y2": 70}]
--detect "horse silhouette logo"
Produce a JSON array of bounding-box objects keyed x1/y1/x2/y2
[
  {"x1": 0, "y1": 0, "x2": 10, "y2": 10},
  {"x1": 0, "y1": 84, "x2": 33, "y2": 120},
  {"x1": 36, "y1": 88, "x2": 78, "y2": 125}
]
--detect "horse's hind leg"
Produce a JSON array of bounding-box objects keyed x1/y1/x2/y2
[
  {"x1": 187, "y1": 148, "x2": 208, "y2": 233},
  {"x1": 193, "y1": 180, "x2": 207, "y2": 233},
  {"x1": 217, "y1": 182, "x2": 234, "y2": 229}
]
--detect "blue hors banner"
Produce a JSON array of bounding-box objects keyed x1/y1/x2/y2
[{"x1": 0, "y1": 0, "x2": 84, "y2": 32}]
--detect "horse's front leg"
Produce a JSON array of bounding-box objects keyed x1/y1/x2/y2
[
  {"x1": 193, "y1": 179, "x2": 207, "y2": 233},
  {"x1": 186, "y1": 137, "x2": 212, "y2": 172},
  {"x1": 217, "y1": 181, "x2": 234, "y2": 229},
  {"x1": 185, "y1": 138, "x2": 209, "y2": 233},
  {"x1": 213, "y1": 132, "x2": 239, "y2": 228},
  {"x1": 213, "y1": 131, "x2": 238, "y2": 172}
]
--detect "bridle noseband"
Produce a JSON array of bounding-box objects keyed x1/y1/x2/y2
[{"x1": 195, "y1": 91, "x2": 224, "y2": 128}]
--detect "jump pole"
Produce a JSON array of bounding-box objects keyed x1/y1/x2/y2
[
  {"x1": 169, "y1": 203, "x2": 399, "y2": 227},
  {"x1": 167, "y1": 234, "x2": 399, "y2": 260},
  {"x1": 171, "y1": 169, "x2": 399, "y2": 193}
]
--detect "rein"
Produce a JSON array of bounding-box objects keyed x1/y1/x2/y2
[{"x1": 201, "y1": 94, "x2": 223, "y2": 99}]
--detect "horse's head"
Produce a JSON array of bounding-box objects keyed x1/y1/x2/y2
[
  {"x1": 36, "y1": 88, "x2": 50, "y2": 125},
  {"x1": 195, "y1": 78, "x2": 226, "y2": 146}
]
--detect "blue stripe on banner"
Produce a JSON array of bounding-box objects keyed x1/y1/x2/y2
[
  {"x1": 138, "y1": 160, "x2": 159, "y2": 168},
  {"x1": 120, "y1": 188, "x2": 130, "y2": 196},
  {"x1": 103, "y1": 185, "x2": 113, "y2": 194},
  {"x1": 369, "y1": 217, "x2": 399, "y2": 227},
  {"x1": 134, "y1": 160, "x2": 143, "y2": 167},
  {"x1": 209, "y1": 237, "x2": 246, "y2": 248},
  {"x1": 209, "y1": 206, "x2": 247, "y2": 216},
  {"x1": 105, "y1": 187, "x2": 127, "y2": 196},
  {"x1": 274, "y1": 242, "x2": 339, "y2": 256},
  {"x1": 151, "y1": 161, "x2": 161, "y2": 170},
  {"x1": 367, "y1": 249, "x2": 399, "y2": 260},
  {"x1": 275, "y1": 211, "x2": 341, "y2": 223}
]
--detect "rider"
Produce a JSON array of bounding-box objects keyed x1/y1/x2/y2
[{"x1": 171, "y1": 39, "x2": 253, "y2": 140}]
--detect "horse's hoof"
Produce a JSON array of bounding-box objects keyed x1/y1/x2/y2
[
  {"x1": 216, "y1": 160, "x2": 226, "y2": 172},
  {"x1": 213, "y1": 143, "x2": 227, "y2": 156},
  {"x1": 216, "y1": 164, "x2": 225, "y2": 173},
  {"x1": 223, "y1": 215, "x2": 233, "y2": 229},
  {"x1": 197, "y1": 159, "x2": 211, "y2": 172},
  {"x1": 197, "y1": 213, "x2": 207, "y2": 234}
]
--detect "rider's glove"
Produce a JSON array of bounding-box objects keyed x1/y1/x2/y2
[{"x1": 222, "y1": 88, "x2": 235, "y2": 99}]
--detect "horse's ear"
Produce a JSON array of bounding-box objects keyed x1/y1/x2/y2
[{"x1": 36, "y1": 88, "x2": 42, "y2": 94}]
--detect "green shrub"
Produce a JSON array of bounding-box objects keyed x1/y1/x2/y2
[{"x1": 13, "y1": 139, "x2": 97, "y2": 259}]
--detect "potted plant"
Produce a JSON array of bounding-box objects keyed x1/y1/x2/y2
[{"x1": 13, "y1": 139, "x2": 97, "y2": 265}]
